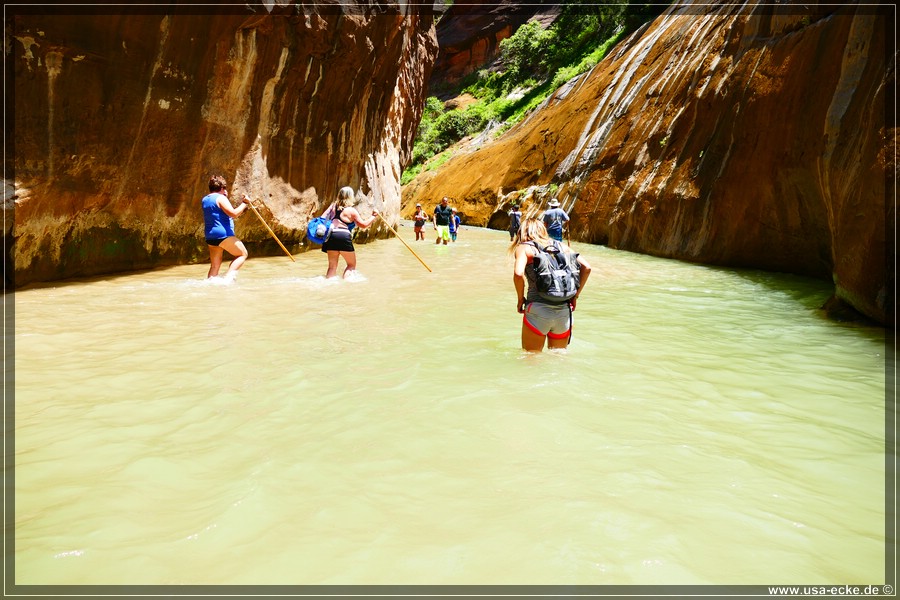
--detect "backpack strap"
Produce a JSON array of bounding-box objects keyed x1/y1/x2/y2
[
  {"x1": 525, "y1": 240, "x2": 562, "y2": 254},
  {"x1": 538, "y1": 240, "x2": 561, "y2": 260}
]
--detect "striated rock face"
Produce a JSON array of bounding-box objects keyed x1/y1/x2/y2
[
  {"x1": 9, "y1": 5, "x2": 438, "y2": 287},
  {"x1": 405, "y1": 2, "x2": 893, "y2": 325},
  {"x1": 428, "y1": 0, "x2": 558, "y2": 95}
]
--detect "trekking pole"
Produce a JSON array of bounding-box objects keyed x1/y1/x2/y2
[
  {"x1": 247, "y1": 199, "x2": 295, "y2": 262},
  {"x1": 371, "y1": 205, "x2": 432, "y2": 273}
]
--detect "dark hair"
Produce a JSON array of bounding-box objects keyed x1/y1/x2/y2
[{"x1": 208, "y1": 175, "x2": 227, "y2": 192}]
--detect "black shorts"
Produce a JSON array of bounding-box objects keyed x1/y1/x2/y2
[
  {"x1": 321, "y1": 228, "x2": 354, "y2": 253},
  {"x1": 206, "y1": 237, "x2": 227, "y2": 247}
]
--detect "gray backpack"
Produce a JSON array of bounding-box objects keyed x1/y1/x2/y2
[{"x1": 528, "y1": 241, "x2": 580, "y2": 304}]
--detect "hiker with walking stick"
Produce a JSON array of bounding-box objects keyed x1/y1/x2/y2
[
  {"x1": 541, "y1": 198, "x2": 570, "y2": 243},
  {"x1": 322, "y1": 186, "x2": 378, "y2": 279},
  {"x1": 201, "y1": 174, "x2": 251, "y2": 281}
]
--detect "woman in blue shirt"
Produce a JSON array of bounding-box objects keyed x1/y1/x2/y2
[{"x1": 201, "y1": 174, "x2": 251, "y2": 280}]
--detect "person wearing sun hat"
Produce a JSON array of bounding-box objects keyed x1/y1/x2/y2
[
  {"x1": 412, "y1": 202, "x2": 427, "y2": 241},
  {"x1": 541, "y1": 197, "x2": 569, "y2": 242}
]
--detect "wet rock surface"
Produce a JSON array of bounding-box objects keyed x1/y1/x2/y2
[{"x1": 10, "y1": 6, "x2": 438, "y2": 286}]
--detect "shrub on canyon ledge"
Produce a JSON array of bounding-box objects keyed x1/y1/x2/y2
[{"x1": 403, "y1": 2, "x2": 666, "y2": 184}]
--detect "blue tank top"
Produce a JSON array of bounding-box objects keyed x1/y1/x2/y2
[{"x1": 202, "y1": 193, "x2": 235, "y2": 239}]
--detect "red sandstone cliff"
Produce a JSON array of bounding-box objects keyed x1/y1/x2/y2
[
  {"x1": 428, "y1": 0, "x2": 559, "y2": 95},
  {"x1": 8, "y1": 5, "x2": 438, "y2": 286},
  {"x1": 405, "y1": 2, "x2": 894, "y2": 325}
]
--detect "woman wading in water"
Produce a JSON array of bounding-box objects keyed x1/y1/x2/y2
[
  {"x1": 511, "y1": 218, "x2": 591, "y2": 352},
  {"x1": 201, "y1": 174, "x2": 251, "y2": 280},
  {"x1": 323, "y1": 186, "x2": 378, "y2": 279}
]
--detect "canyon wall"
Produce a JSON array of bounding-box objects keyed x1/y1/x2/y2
[
  {"x1": 428, "y1": 0, "x2": 558, "y2": 96},
  {"x1": 8, "y1": 3, "x2": 438, "y2": 286},
  {"x1": 405, "y1": 2, "x2": 894, "y2": 325}
]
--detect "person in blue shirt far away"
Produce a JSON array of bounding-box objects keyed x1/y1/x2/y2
[
  {"x1": 449, "y1": 207, "x2": 461, "y2": 242},
  {"x1": 541, "y1": 198, "x2": 570, "y2": 242}
]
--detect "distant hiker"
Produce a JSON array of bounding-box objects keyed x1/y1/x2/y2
[
  {"x1": 449, "y1": 208, "x2": 461, "y2": 242},
  {"x1": 510, "y1": 217, "x2": 591, "y2": 352},
  {"x1": 433, "y1": 197, "x2": 452, "y2": 245},
  {"x1": 508, "y1": 204, "x2": 522, "y2": 241},
  {"x1": 413, "y1": 203, "x2": 428, "y2": 241},
  {"x1": 201, "y1": 174, "x2": 251, "y2": 280},
  {"x1": 323, "y1": 186, "x2": 378, "y2": 279},
  {"x1": 541, "y1": 198, "x2": 570, "y2": 242}
]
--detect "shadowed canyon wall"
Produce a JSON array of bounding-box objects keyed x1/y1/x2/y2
[
  {"x1": 405, "y1": 2, "x2": 894, "y2": 325},
  {"x1": 8, "y1": 3, "x2": 438, "y2": 287}
]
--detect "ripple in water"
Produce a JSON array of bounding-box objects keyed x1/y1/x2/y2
[{"x1": 12, "y1": 226, "x2": 887, "y2": 586}]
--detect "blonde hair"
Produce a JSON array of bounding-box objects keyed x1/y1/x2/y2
[
  {"x1": 337, "y1": 186, "x2": 356, "y2": 208},
  {"x1": 508, "y1": 217, "x2": 553, "y2": 255}
]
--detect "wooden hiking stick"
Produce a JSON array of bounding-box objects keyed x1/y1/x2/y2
[
  {"x1": 373, "y1": 210, "x2": 432, "y2": 273},
  {"x1": 247, "y1": 200, "x2": 295, "y2": 262}
]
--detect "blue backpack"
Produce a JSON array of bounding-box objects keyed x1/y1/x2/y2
[{"x1": 307, "y1": 202, "x2": 336, "y2": 244}]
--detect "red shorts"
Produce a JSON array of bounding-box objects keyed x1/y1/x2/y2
[{"x1": 522, "y1": 301, "x2": 571, "y2": 338}]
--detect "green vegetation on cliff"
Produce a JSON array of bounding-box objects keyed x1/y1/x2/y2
[{"x1": 403, "y1": 2, "x2": 667, "y2": 185}]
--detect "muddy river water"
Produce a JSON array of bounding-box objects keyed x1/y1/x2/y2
[{"x1": 11, "y1": 224, "x2": 887, "y2": 586}]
